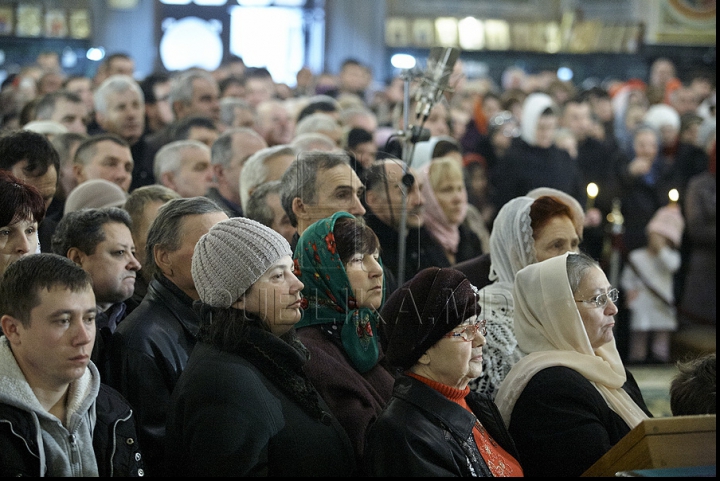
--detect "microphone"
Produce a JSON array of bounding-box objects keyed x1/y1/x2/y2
[{"x1": 414, "y1": 46, "x2": 460, "y2": 124}]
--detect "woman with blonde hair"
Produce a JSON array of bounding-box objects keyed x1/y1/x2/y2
[{"x1": 419, "y1": 156, "x2": 483, "y2": 266}]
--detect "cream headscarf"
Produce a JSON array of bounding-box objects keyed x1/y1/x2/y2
[{"x1": 495, "y1": 253, "x2": 649, "y2": 429}]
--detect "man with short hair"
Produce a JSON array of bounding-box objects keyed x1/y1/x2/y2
[
  {"x1": 111, "y1": 197, "x2": 226, "y2": 476},
  {"x1": 0, "y1": 253, "x2": 144, "y2": 477},
  {"x1": 73, "y1": 134, "x2": 134, "y2": 192},
  {"x1": 0, "y1": 130, "x2": 60, "y2": 251},
  {"x1": 168, "y1": 70, "x2": 221, "y2": 123},
  {"x1": 362, "y1": 159, "x2": 447, "y2": 284},
  {"x1": 243, "y1": 67, "x2": 276, "y2": 109},
  {"x1": 92, "y1": 74, "x2": 149, "y2": 190},
  {"x1": 51, "y1": 207, "x2": 141, "y2": 382},
  {"x1": 168, "y1": 115, "x2": 219, "y2": 147},
  {"x1": 140, "y1": 72, "x2": 174, "y2": 135},
  {"x1": 206, "y1": 127, "x2": 267, "y2": 217},
  {"x1": 279, "y1": 150, "x2": 365, "y2": 244},
  {"x1": 154, "y1": 140, "x2": 215, "y2": 198},
  {"x1": 34, "y1": 91, "x2": 88, "y2": 134},
  {"x1": 239, "y1": 144, "x2": 295, "y2": 208},
  {"x1": 245, "y1": 180, "x2": 296, "y2": 244},
  {"x1": 219, "y1": 97, "x2": 255, "y2": 130},
  {"x1": 122, "y1": 184, "x2": 181, "y2": 313},
  {"x1": 94, "y1": 53, "x2": 135, "y2": 87},
  {"x1": 254, "y1": 99, "x2": 294, "y2": 146}
]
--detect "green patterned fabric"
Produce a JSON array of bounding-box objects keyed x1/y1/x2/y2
[{"x1": 294, "y1": 212, "x2": 384, "y2": 373}]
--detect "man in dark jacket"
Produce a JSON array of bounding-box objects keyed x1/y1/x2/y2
[
  {"x1": 0, "y1": 254, "x2": 143, "y2": 477},
  {"x1": 363, "y1": 159, "x2": 450, "y2": 285},
  {"x1": 111, "y1": 197, "x2": 227, "y2": 476}
]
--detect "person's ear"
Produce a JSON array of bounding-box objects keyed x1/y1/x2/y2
[
  {"x1": 154, "y1": 245, "x2": 172, "y2": 277},
  {"x1": 1, "y1": 314, "x2": 23, "y2": 344},
  {"x1": 417, "y1": 352, "x2": 431, "y2": 366},
  {"x1": 292, "y1": 197, "x2": 309, "y2": 220},
  {"x1": 73, "y1": 163, "x2": 86, "y2": 184},
  {"x1": 160, "y1": 171, "x2": 176, "y2": 191},
  {"x1": 66, "y1": 247, "x2": 86, "y2": 267},
  {"x1": 365, "y1": 189, "x2": 379, "y2": 207}
]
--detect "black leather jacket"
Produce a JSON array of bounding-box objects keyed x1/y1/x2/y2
[
  {"x1": 365, "y1": 374, "x2": 520, "y2": 477},
  {"x1": 111, "y1": 275, "x2": 200, "y2": 476},
  {"x1": 0, "y1": 384, "x2": 144, "y2": 477}
]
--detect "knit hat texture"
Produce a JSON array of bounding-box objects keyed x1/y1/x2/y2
[
  {"x1": 646, "y1": 204, "x2": 685, "y2": 247},
  {"x1": 381, "y1": 267, "x2": 480, "y2": 370},
  {"x1": 192, "y1": 217, "x2": 292, "y2": 308},
  {"x1": 64, "y1": 179, "x2": 128, "y2": 215}
]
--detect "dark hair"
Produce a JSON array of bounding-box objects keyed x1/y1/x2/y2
[
  {"x1": 530, "y1": 195, "x2": 573, "y2": 237},
  {"x1": 74, "y1": 133, "x2": 129, "y2": 166},
  {"x1": 0, "y1": 253, "x2": 93, "y2": 327},
  {"x1": 297, "y1": 101, "x2": 339, "y2": 124},
  {"x1": 144, "y1": 197, "x2": 224, "y2": 279},
  {"x1": 219, "y1": 76, "x2": 245, "y2": 97},
  {"x1": 333, "y1": 215, "x2": 380, "y2": 265},
  {"x1": 346, "y1": 128, "x2": 373, "y2": 150},
  {"x1": 34, "y1": 91, "x2": 83, "y2": 120},
  {"x1": 169, "y1": 115, "x2": 217, "y2": 141},
  {"x1": 0, "y1": 171, "x2": 46, "y2": 227},
  {"x1": 0, "y1": 129, "x2": 60, "y2": 177},
  {"x1": 432, "y1": 139, "x2": 461, "y2": 159},
  {"x1": 51, "y1": 207, "x2": 131, "y2": 257},
  {"x1": 670, "y1": 353, "x2": 716, "y2": 416},
  {"x1": 279, "y1": 151, "x2": 351, "y2": 227},
  {"x1": 140, "y1": 72, "x2": 170, "y2": 104},
  {"x1": 244, "y1": 67, "x2": 272, "y2": 80}
]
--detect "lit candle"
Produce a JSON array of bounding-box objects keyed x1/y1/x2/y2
[
  {"x1": 668, "y1": 188, "x2": 679, "y2": 206},
  {"x1": 586, "y1": 182, "x2": 599, "y2": 211}
]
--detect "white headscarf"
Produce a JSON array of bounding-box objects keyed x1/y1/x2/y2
[
  {"x1": 520, "y1": 92, "x2": 556, "y2": 146},
  {"x1": 495, "y1": 253, "x2": 649, "y2": 429}
]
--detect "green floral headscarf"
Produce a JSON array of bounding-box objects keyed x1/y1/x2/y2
[{"x1": 293, "y1": 211, "x2": 385, "y2": 373}]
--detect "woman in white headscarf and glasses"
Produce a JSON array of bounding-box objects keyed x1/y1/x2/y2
[{"x1": 495, "y1": 252, "x2": 652, "y2": 477}]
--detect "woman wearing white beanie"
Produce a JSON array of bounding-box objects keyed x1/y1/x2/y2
[{"x1": 164, "y1": 217, "x2": 356, "y2": 477}]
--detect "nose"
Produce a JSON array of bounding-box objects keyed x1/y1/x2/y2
[
  {"x1": 605, "y1": 298, "x2": 619, "y2": 316},
  {"x1": 367, "y1": 256, "x2": 383, "y2": 277},
  {"x1": 472, "y1": 331, "x2": 486, "y2": 348},
  {"x1": 127, "y1": 253, "x2": 142, "y2": 271},
  {"x1": 14, "y1": 232, "x2": 34, "y2": 254},
  {"x1": 289, "y1": 271, "x2": 304, "y2": 293},
  {"x1": 350, "y1": 194, "x2": 366, "y2": 217},
  {"x1": 73, "y1": 321, "x2": 94, "y2": 347}
]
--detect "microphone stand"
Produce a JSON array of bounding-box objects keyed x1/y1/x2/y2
[{"x1": 396, "y1": 72, "x2": 413, "y2": 285}]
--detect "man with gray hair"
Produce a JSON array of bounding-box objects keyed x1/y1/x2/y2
[
  {"x1": 206, "y1": 127, "x2": 267, "y2": 217},
  {"x1": 92, "y1": 74, "x2": 150, "y2": 190},
  {"x1": 239, "y1": 144, "x2": 295, "y2": 208},
  {"x1": 279, "y1": 150, "x2": 365, "y2": 245},
  {"x1": 154, "y1": 139, "x2": 214, "y2": 198},
  {"x1": 111, "y1": 197, "x2": 226, "y2": 476},
  {"x1": 219, "y1": 97, "x2": 254, "y2": 130},
  {"x1": 34, "y1": 90, "x2": 88, "y2": 134},
  {"x1": 294, "y1": 112, "x2": 343, "y2": 146},
  {"x1": 290, "y1": 132, "x2": 339, "y2": 153},
  {"x1": 168, "y1": 69, "x2": 221, "y2": 123},
  {"x1": 245, "y1": 180, "x2": 296, "y2": 244}
]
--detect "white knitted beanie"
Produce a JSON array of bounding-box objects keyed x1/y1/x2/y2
[{"x1": 191, "y1": 217, "x2": 292, "y2": 308}]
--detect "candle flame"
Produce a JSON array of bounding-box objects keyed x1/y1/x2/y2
[
  {"x1": 586, "y1": 182, "x2": 599, "y2": 199},
  {"x1": 668, "y1": 189, "x2": 679, "y2": 202}
]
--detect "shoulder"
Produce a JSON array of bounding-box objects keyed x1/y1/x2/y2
[{"x1": 523, "y1": 366, "x2": 599, "y2": 397}]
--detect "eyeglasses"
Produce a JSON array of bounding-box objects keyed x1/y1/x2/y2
[
  {"x1": 444, "y1": 319, "x2": 487, "y2": 342},
  {"x1": 575, "y1": 288, "x2": 619, "y2": 309}
]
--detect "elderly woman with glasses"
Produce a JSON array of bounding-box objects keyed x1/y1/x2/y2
[
  {"x1": 495, "y1": 252, "x2": 652, "y2": 477},
  {"x1": 365, "y1": 268, "x2": 523, "y2": 477}
]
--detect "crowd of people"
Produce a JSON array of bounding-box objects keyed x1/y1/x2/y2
[{"x1": 0, "y1": 49, "x2": 716, "y2": 476}]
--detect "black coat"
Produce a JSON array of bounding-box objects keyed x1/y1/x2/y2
[
  {"x1": 0, "y1": 384, "x2": 144, "y2": 477},
  {"x1": 365, "y1": 375, "x2": 520, "y2": 477},
  {"x1": 111, "y1": 275, "x2": 201, "y2": 476},
  {"x1": 165, "y1": 338, "x2": 356, "y2": 477},
  {"x1": 507, "y1": 366, "x2": 652, "y2": 477},
  {"x1": 492, "y1": 137, "x2": 586, "y2": 210}
]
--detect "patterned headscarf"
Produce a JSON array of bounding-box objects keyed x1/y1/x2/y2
[{"x1": 293, "y1": 212, "x2": 385, "y2": 373}]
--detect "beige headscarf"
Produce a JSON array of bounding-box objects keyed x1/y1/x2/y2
[{"x1": 495, "y1": 253, "x2": 649, "y2": 429}]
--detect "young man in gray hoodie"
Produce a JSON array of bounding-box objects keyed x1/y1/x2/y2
[{"x1": 0, "y1": 253, "x2": 144, "y2": 476}]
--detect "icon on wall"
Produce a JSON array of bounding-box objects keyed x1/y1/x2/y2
[
  {"x1": 0, "y1": 7, "x2": 13, "y2": 35},
  {"x1": 69, "y1": 10, "x2": 91, "y2": 39},
  {"x1": 45, "y1": 9, "x2": 68, "y2": 38},
  {"x1": 16, "y1": 5, "x2": 42, "y2": 37},
  {"x1": 385, "y1": 17, "x2": 408, "y2": 47}
]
